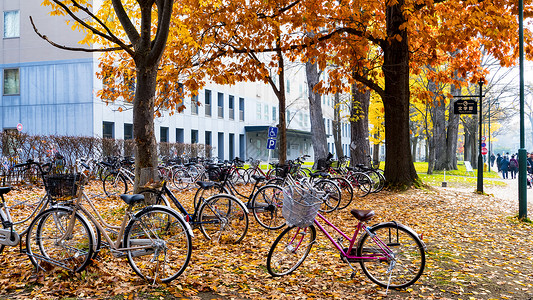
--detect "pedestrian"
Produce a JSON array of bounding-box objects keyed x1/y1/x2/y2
[
  {"x1": 490, "y1": 153, "x2": 496, "y2": 168},
  {"x1": 509, "y1": 155, "x2": 519, "y2": 179},
  {"x1": 496, "y1": 153, "x2": 503, "y2": 172},
  {"x1": 500, "y1": 155, "x2": 510, "y2": 179}
]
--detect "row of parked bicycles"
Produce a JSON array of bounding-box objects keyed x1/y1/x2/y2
[{"x1": 0, "y1": 153, "x2": 425, "y2": 291}]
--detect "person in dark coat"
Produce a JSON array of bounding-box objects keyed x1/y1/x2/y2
[
  {"x1": 509, "y1": 155, "x2": 519, "y2": 179},
  {"x1": 490, "y1": 153, "x2": 496, "y2": 168},
  {"x1": 500, "y1": 155, "x2": 510, "y2": 179}
]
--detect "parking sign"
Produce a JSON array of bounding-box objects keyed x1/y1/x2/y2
[
  {"x1": 267, "y1": 138, "x2": 277, "y2": 150},
  {"x1": 268, "y1": 126, "x2": 278, "y2": 138}
]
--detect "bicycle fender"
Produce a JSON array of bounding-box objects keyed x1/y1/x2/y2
[
  {"x1": 136, "y1": 205, "x2": 195, "y2": 238},
  {"x1": 365, "y1": 221, "x2": 427, "y2": 251}
]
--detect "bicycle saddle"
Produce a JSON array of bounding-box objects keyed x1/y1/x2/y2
[
  {"x1": 350, "y1": 209, "x2": 375, "y2": 221},
  {"x1": 197, "y1": 181, "x2": 215, "y2": 189},
  {"x1": 0, "y1": 187, "x2": 10, "y2": 195},
  {"x1": 120, "y1": 194, "x2": 145, "y2": 206},
  {"x1": 251, "y1": 175, "x2": 266, "y2": 182}
]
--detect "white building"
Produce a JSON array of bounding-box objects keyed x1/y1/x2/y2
[{"x1": 1, "y1": 0, "x2": 351, "y2": 162}]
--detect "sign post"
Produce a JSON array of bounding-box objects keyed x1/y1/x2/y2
[
  {"x1": 266, "y1": 126, "x2": 278, "y2": 170},
  {"x1": 454, "y1": 81, "x2": 485, "y2": 193},
  {"x1": 16, "y1": 123, "x2": 22, "y2": 132}
]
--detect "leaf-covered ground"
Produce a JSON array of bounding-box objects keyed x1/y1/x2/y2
[{"x1": 0, "y1": 181, "x2": 532, "y2": 300}]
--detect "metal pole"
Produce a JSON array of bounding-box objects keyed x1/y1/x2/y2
[
  {"x1": 488, "y1": 99, "x2": 491, "y2": 172},
  {"x1": 477, "y1": 81, "x2": 483, "y2": 193},
  {"x1": 519, "y1": 0, "x2": 528, "y2": 219}
]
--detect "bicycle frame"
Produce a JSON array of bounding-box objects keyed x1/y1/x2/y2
[{"x1": 311, "y1": 212, "x2": 393, "y2": 262}]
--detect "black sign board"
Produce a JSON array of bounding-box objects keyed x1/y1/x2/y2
[{"x1": 453, "y1": 99, "x2": 478, "y2": 114}]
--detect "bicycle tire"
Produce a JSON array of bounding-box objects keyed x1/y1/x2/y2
[
  {"x1": 138, "y1": 189, "x2": 172, "y2": 209},
  {"x1": 193, "y1": 183, "x2": 230, "y2": 208},
  {"x1": 0, "y1": 214, "x2": 6, "y2": 254},
  {"x1": 313, "y1": 179, "x2": 341, "y2": 213},
  {"x1": 266, "y1": 225, "x2": 316, "y2": 276},
  {"x1": 331, "y1": 176, "x2": 354, "y2": 210},
  {"x1": 172, "y1": 168, "x2": 193, "y2": 190},
  {"x1": 357, "y1": 223, "x2": 426, "y2": 288},
  {"x1": 250, "y1": 184, "x2": 285, "y2": 230},
  {"x1": 365, "y1": 170, "x2": 382, "y2": 193},
  {"x1": 103, "y1": 173, "x2": 128, "y2": 196},
  {"x1": 230, "y1": 168, "x2": 247, "y2": 185},
  {"x1": 198, "y1": 194, "x2": 249, "y2": 244},
  {"x1": 27, "y1": 207, "x2": 95, "y2": 272},
  {"x1": 348, "y1": 172, "x2": 372, "y2": 197},
  {"x1": 124, "y1": 205, "x2": 192, "y2": 283}
]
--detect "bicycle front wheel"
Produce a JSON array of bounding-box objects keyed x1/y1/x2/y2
[
  {"x1": 266, "y1": 225, "x2": 316, "y2": 276},
  {"x1": 124, "y1": 206, "x2": 192, "y2": 283},
  {"x1": 27, "y1": 207, "x2": 94, "y2": 272},
  {"x1": 198, "y1": 194, "x2": 249, "y2": 243},
  {"x1": 251, "y1": 184, "x2": 285, "y2": 230},
  {"x1": 357, "y1": 223, "x2": 426, "y2": 288},
  {"x1": 103, "y1": 173, "x2": 128, "y2": 196},
  {"x1": 314, "y1": 179, "x2": 341, "y2": 213}
]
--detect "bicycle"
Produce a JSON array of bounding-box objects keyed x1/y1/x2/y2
[
  {"x1": 25, "y1": 169, "x2": 193, "y2": 283},
  {"x1": 194, "y1": 172, "x2": 286, "y2": 230},
  {"x1": 266, "y1": 183, "x2": 426, "y2": 290},
  {"x1": 102, "y1": 158, "x2": 136, "y2": 196},
  {"x1": 0, "y1": 160, "x2": 60, "y2": 255},
  {"x1": 142, "y1": 180, "x2": 249, "y2": 243}
]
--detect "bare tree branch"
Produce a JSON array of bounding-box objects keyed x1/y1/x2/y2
[{"x1": 30, "y1": 16, "x2": 128, "y2": 52}]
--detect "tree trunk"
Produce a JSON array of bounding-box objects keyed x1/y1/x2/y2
[
  {"x1": 411, "y1": 136, "x2": 418, "y2": 162},
  {"x1": 350, "y1": 82, "x2": 371, "y2": 166},
  {"x1": 372, "y1": 139, "x2": 381, "y2": 168},
  {"x1": 432, "y1": 92, "x2": 447, "y2": 170},
  {"x1": 133, "y1": 64, "x2": 159, "y2": 190},
  {"x1": 443, "y1": 82, "x2": 461, "y2": 170},
  {"x1": 306, "y1": 60, "x2": 327, "y2": 164},
  {"x1": 332, "y1": 92, "x2": 344, "y2": 158},
  {"x1": 276, "y1": 48, "x2": 287, "y2": 165},
  {"x1": 381, "y1": 0, "x2": 418, "y2": 188}
]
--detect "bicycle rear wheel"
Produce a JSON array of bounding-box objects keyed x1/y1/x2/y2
[
  {"x1": 251, "y1": 184, "x2": 285, "y2": 230},
  {"x1": 103, "y1": 173, "x2": 128, "y2": 196},
  {"x1": 198, "y1": 194, "x2": 249, "y2": 243},
  {"x1": 27, "y1": 207, "x2": 94, "y2": 272},
  {"x1": 266, "y1": 225, "x2": 316, "y2": 276},
  {"x1": 0, "y1": 214, "x2": 7, "y2": 254},
  {"x1": 124, "y1": 206, "x2": 192, "y2": 283},
  {"x1": 357, "y1": 223, "x2": 426, "y2": 288},
  {"x1": 331, "y1": 177, "x2": 354, "y2": 210}
]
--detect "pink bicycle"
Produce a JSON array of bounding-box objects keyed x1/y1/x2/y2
[{"x1": 266, "y1": 184, "x2": 426, "y2": 289}]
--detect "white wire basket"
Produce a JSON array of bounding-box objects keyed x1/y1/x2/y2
[{"x1": 282, "y1": 184, "x2": 324, "y2": 227}]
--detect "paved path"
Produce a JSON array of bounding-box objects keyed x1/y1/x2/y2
[{"x1": 441, "y1": 172, "x2": 533, "y2": 214}]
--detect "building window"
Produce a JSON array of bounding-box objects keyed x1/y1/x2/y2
[
  {"x1": 191, "y1": 95, "x2": 198, "y2": 115},
  {"x1": 103, "y1": 122, "x2": 115, "y2": 139},
  {"x1": 124, "y1": 123, "x2": 133, "y2": 140},
  {"x1": 256, "y1": 103, "x2": 261, "y2": 120},
  {"x1": 263, "y1": 104, "x2": 269, "y2": 120},
  {"x1": 205, "y1": 89, "x2": 212, "y2": 117},
  {"x1": 3, "y1": 68, "x2": 19, "y2": 95},
  {"x1": 176, "y1": 128, "x2": 184, "y2": 143},
  {"x1": 160, "y1": 127, "x2": 169, "y2": 142},
  {"x1": 205, "y1": 131, "x2": 212, "y2": 146},
  {"x1": 4, "y1": 11, "x2": 19, "y2": 38},
  {"x1": 239, "y1": 97, "x2": 244, "y2": 121},
  {"x1": 286, "y1": 79, "x2": 290, "y2": 93},
  {"x1": 191, "y1": 129, "x2": 198, "y2": 144},
  {"x1": 229, "y1": 95, "x2": 234, "y2": 120},
  {"x1": 272, "y1": 106, "x2": 277, "y2": 122},
  {"x1": 217, "y1": 92, "x2": 224, "y2": 118}
]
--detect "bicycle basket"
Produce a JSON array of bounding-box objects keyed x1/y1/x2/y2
[
  {"x1": 44, "y1": 173, "x2": 80, "y2": 200},
  {"x1": 282, "y1": 185, "x2": 323, "y2": 227}
]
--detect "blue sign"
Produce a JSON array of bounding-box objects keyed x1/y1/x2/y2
[
  {"x1": 267, "y1": 138, "x2": 277, "y2": 150},
  {"x1": 268, "y1": 126, "x2": 278, "y2": 138},
  {"x1": 481, "y1": 142, "x2": 486, "y2": 148}
]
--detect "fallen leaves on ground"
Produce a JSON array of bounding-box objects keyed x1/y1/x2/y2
[{"x1": 0, "y1": 182, "x2": 532, "y2": 300}]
